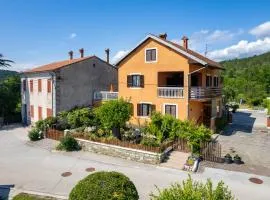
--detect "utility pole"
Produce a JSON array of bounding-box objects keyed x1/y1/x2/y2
[{"x1": 204, "y1": 44, "x2": 208, "y2": 57}]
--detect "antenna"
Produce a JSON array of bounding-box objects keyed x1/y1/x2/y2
[{"x1": 204, "y1": 44, "x2": 208, "y2": 57}]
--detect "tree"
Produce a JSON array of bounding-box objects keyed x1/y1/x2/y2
[
  {"x1": 0, "y1": 54, "x2": 13, "y2": 68},
  {"x1": 95, "y1": 99, "x2": 132, "y2": 139},
  {"x1": 150, "y1": 175, "x2": 235, "y2": 200}
]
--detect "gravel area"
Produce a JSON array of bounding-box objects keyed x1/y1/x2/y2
[{"x1": 27, "y1": 138, "x2": 59, "y2": 151}]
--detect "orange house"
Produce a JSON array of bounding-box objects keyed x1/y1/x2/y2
[{"x1": 116, "y1": 34, "x2": 224, "y2": 130}]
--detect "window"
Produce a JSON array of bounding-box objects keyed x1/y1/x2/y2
[
  {"x1": 30, "y1": 105, "x2": 34, "y2": 118},
  {"x1": 47, "y1": 79, "x2": 52, "y2": 93},
  {"x1": 47, "y1": 108, "x2": 52, "y2": 117},
  {"x1": 137, "y1": 103, "x2": 155, "y2": 117},
  {"x1": 145, "y1": 48, "x2": 157, "y2": 62},
  {"x1": 29, "y1": 80, "x2": 33, "y2": 92},
  {"x1": 206, "y1": 75, "x2": 212, "y2": 87},
  {"x1": 213, "y1": 76, "x2": 219, "y2": 87},
  {"x1": 127, "y1": 75, "x2": 144, "y2": 88},
  {"x1": 38, "y1": 79, "x2": 42, "y2": 92},
  {"x1": 22, "y1": 80, "x2": 26, "y2": 91},
  {"x1": 38, "y1": 106, "x2": 42, "y2": 120},
  {"x1": 164, "y1": 104, "x2": 177, "y2": 118}
]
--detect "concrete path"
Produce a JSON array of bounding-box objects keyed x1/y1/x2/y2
[{"x1": 1, "y1": 125, "x2": 270, "y2": 200}]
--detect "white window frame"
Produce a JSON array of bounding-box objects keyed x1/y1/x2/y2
[
  {"x1": 163, "y1": 103, "x2": 178, "y2": 119},
  {"x1": 145, "y1": 47, "x2": 158, "y2": 63},
  {"x1": 137, "y1": 102, "x2": 152, "y2": 118},
  {"x1": 128, "y1": 73, "x2": 142, "y2": 89}
]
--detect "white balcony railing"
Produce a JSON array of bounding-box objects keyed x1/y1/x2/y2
[
  {"x1": 189, "y1": 87, "x2": 221, "y2": 99},
  {"x1": 157, "y1": 87, "x2": 184, "y2": 98},
  {"x1": 94, "y1": 91, "x2": 118, "y2": 101}
]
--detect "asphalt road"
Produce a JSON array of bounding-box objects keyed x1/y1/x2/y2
[{"x1": 0, "y1": 125, "x2": 270, "y2": 200}]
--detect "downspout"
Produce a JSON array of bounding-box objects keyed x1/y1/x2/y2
[
  {"x1": 49, "y1": 72, "x2": 56, "y2": 117},
  {"x1": 187, "y1": 65, "x2": 208, "y2": 120}
]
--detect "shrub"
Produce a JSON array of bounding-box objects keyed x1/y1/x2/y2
[
  {"x1": 56, "y1": 135, "x2": 81, "y2": 151},
  {"x1": 150, "y1": 175, "x2": 235, "y2": 200},
  {"x1": 28, "y1": 128, "x2": 42, "y2": 141},
  {"x1": 67, "y1": 107, "x2": 96, "y2": 129},
  {"x1": 13, "y1": 193, "x2": 54, "y2": 200},
  {"x1": 69, "y1": 171, "x2": 139, "y2": 200},
  {"x1": 140, "y1": 137, "x2": 160, "y2": 147},
  {"x1": 35, "y1": 117, "x2": 57, "y2": 132},
  {"x1": 95, "y1": 98, "x2": 132, "y2": 130}
]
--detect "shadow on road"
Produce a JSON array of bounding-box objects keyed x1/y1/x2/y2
[
  {"x1": 222, "y1": 111, "x2": 256, "y2": 136},
  {"x1": 0, "y1": 184, "x2": 14, "y2": 199}
]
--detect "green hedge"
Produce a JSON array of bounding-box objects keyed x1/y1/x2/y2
[
  {"x1": 56, "y1": 135, "x2": 81, "y2": 151},
  {"x1": 69, "y1": 171, "x2": 139, "y2": 200}
]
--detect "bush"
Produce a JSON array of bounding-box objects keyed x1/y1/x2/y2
[
  {"x1": 69, "y1": 171, "x2": 139, "y2": 200},
  {"x1": 35, "y1": 117, "x2": 57, "y2": 132},
  {"x1": 150, "y1": 175, "x2": 235, "y2": 200},
  {"x1": 28, "y1": 128, "x2": 42, "y2": 141},
  {"x1": 56, "y1": 135, "x2": 81, "y2": 151},
  {"x1": 13, "y1": 193, "x2": 55, "y2": 200},
  {"x1": 67, "y1": 107, "x2": 96, "y2": 129},
  {"x1": 95, "y1": 98, "x2": 132, "y2": 130}
]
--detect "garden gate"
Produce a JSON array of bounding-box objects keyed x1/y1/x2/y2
[{"x1": 200, "y1": 141, "x2": 223, "y2": 163}]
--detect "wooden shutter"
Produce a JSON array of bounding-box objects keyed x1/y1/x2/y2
[
  {"x1": 30, "y1": 80, "x2": 33, "y2": 92},
  {"x1": 47, "y1": 108, "x2": 52, "y2": 117},
  {"x1": 47, "y1": 79, "x2": 52, "y2": 93},
  {"x1": 38, "y1": 106, "x2": 42, "y2": 120},
  {"x1": 38, "y1": 79, "x2": 42, "y2": 92},
  {"x1": 30, "y1": 105, "x2": 34, "y2": 118},
  {"x1": 140, "y1": 75, "x2": 144, "y2": 88},
  {"x1": 137, "y1": 104, "x2": 141, "y2": 116},
  {"x1": 127, "y1": 75, "x2": 132, "y2": 87}
]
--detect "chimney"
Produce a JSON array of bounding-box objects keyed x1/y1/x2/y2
[
  {"x1": 159, "y1": 33, "x2": 167, "y2": 40},
  {"x1": 68, "y1": 51, "x2": 73, "y2": 60},
  {"x1": 182, "y1": 36, "x2": 189, "y2": 49},
  {"x1": 79, "y1": 48, "x2": 84, "y2": 58},
  {"x1": 105, "y1": 48, "x2": 110, "y2": 63}
]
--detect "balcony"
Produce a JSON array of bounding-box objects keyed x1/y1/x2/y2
[
  {"x1": 189, "y1": 87, "x2": 221, "y2": 100},
  {"x1": 94, "y1": 91, "x2": 118, "y2": 101},
  {"x1": 157, "y1": 87, "x2": 184, "y2": 98}
]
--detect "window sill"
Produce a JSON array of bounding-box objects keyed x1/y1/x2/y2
[
  {"x1": 137, "y1": 116, "x2": 150, "y2": 119},
  {"x1": 145, "y1": 60, "x2": 157, "y2": 63},
  {"x1": 129, "y1": 87, "x2": 143, "y2": 89}
]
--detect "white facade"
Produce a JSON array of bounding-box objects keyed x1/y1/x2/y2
[{"x1": 21, "y1": 72, "x2": 56, "y2": 124}]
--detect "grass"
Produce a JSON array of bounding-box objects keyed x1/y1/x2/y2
[{"x1": 13, "y1": 193, "x2": 59, "y2": 200}]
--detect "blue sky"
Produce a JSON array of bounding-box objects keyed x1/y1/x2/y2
[{"x1": 1, "y1": 0, "x2": 270, "y2": 71}]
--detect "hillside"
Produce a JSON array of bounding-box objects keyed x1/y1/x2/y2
[
  {"x1": 221, "y1": 52, "x2": 270, "y2": 105},
  {"x1": 0, "y1": 69, "x2": 18, "y2": 81}
]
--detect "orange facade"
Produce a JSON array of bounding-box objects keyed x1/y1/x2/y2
[{"x1": 118, "y1": 37, "x2": 223, "y2": 127}]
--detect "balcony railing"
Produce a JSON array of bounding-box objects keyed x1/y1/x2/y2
[
  {"x1": 94, "y1": 91, "x2": 118, "y2": 101},
  {"x1": 189, "y1": 87, "x2": 221, "y2": 99},
  {"x1": 157, "y1": 87, "x2": 184, "y2": 98}
]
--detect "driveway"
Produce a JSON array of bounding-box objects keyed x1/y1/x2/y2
[
  {"x1": 217, "y1": 110, "x2": 270, "y2": 175},
  {"x1": 0, "y1": 124, "x2": 270, "y2": 200}
]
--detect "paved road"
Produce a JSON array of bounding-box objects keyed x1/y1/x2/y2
[
  {"x1": 218, "y1": 110, "x2": 270, "y2": 172},
  {"x1": 1, "y1": 125, "x2": 270, "y2": 200}
]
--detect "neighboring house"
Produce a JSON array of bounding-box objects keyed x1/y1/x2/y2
[
  {"x1": 21, "y1": 49, "x2": 117, "y2": 124},
  {"x1": 116, "y1": 34, "x2": 224, "y2": 130}
]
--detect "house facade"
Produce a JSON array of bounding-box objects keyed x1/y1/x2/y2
[
  {"x1": 116, "y1": 34, "x2": 224, "y2": 130},
  {"x1": 21, "y1": 49, "x2": 117, "y2": 124}
]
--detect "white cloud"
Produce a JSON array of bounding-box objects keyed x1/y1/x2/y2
[
  {"x1": 172, "y1": 29, "x2": 243, "y2": 52},
  {"x1": 11, "y1": 62, "x2": 37, "y2": 72},
  {"x1": 250, "y1": 21, "x2": 270, "y2": 38},
  {"x1": 69, "y1": 33, "x2": 77, "y2": 39},
  {"x1": 111, "y1": 50, "x2": 129, "y2": 64},
  {"x1": 208, "y1": 37, "x2": 270, "y2": 61}
]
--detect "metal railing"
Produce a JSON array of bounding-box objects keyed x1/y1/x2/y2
[
  {"x1": 157, "y1": 87, "x2": 184, "y2": 98},
  {"x1": 189, "y1": 87, "x2": 221, "y2": 99},
  {"x1": 94, "y1": 91, "x2": 118, "y2": 101}
]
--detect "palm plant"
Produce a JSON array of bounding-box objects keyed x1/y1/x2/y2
[{"x1": 0, "y1": 54, "x2": 13, "y2": 68}]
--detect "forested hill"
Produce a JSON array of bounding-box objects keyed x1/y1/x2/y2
[
  {"x1": 221, "y1": 51, "x2": 270, "y2": 105},
  {"x1": 0, "y1": 69, "x2": 18, "y2": 81}
]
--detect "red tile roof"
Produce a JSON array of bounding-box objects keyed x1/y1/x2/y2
[{"x1": 24, "y1": 56, "x2": 93, "y2": 73}]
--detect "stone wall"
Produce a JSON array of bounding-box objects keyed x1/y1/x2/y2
[{"x1": 76, "y1": 138, "x2": 168, "y2": 164}]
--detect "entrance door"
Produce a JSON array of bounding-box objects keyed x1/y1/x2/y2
[
  {"x1": 203, "y1": 103, "x2": 211, "y2": 127},
  {"x1": 23, "y1": 104, "x2": 27, "y2": 125}
]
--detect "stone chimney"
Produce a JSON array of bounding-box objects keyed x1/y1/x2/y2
[
  {"x1": 159, "y1": 33, "x2": 167, "y2": 40},
  {"x1": 68, "y1": 51, "x2": 73, "y2": 60},
  {"x1": 182, "y1": 36, "x2": 189, "y2": 49},
  {"x1": 79, "y1": 48, "x2": 84, "y2": 58},
  {"x1": 105, "y1": 48, "x2": 110, "y2": 63}
]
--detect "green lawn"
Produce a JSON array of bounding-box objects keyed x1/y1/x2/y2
[{"x1": 13, "y1": 193, "x2": 60, "y2": 200}]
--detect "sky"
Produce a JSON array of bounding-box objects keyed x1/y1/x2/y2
[{"x1": 1, "y1": 0, "x2": 270, "y2": 71}]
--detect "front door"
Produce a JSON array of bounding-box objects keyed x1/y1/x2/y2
[{"x1": 203, "y1": 103, "x2": 211, "y2": 127}]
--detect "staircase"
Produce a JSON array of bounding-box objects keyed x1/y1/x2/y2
[{"x1": 160, "y1": 151, "x2": 190, "y2": 170}]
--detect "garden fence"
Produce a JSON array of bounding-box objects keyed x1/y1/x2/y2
[
  {"x1": 46, "y1": 128, "x2": 64, "y2": 141},
  {"x1": 200, "y1": 141, "x2": 223, "y2": 163}
]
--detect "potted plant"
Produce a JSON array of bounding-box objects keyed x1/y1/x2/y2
[
  {"x1": 233, "y1": 154, "x2": 242, "y2": 164},
  {"x1": 224, "y1": 153, "x2": 232, "y2": 164}
]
